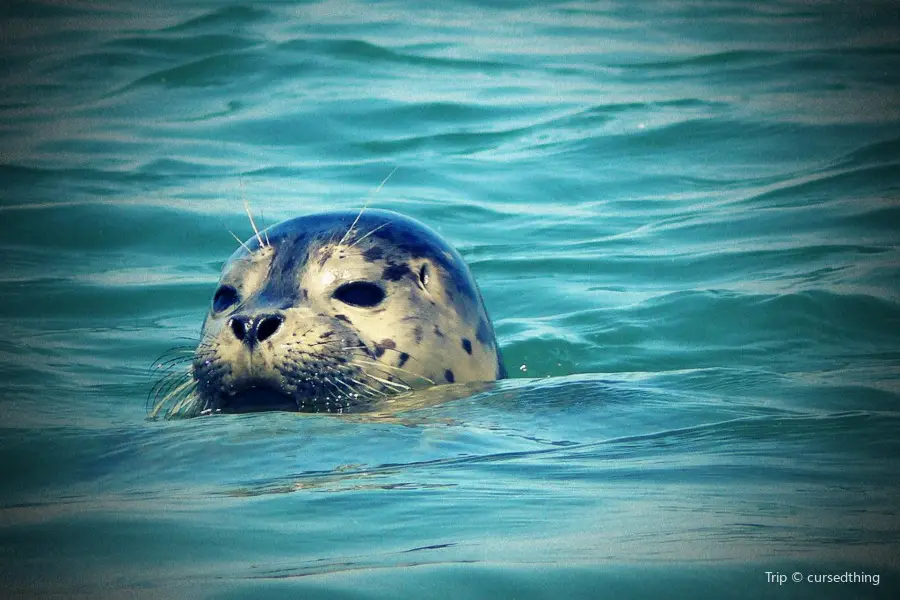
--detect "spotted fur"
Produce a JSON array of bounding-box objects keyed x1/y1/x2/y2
[{"x1": 158, "y1": 210, "x2": 506, "y2": 417}]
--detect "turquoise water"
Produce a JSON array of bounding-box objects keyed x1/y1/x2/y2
[{"x1": 2, "y1": 0, "x2": 900, "y2": 597}]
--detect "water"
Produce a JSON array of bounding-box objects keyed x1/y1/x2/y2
[{"x1": 2, "y1": 0, "x2": 899, "y2": 597}]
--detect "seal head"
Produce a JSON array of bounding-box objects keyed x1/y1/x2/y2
[{"x1": 187, "y1": 209, "x2": 506, "y2": 415}]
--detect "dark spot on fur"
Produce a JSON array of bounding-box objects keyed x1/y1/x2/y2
[
  {"x1": 444, "y1": 369, "x2": 455, "y2": 383},
  {"x1": 398, "y1": 352, "x2": 409, "y2": 368},
  {"x1": 300, "y1": 288, "x2": 309, "y2": 301},
  {"x1": 433, "y1": 325, "x2": 444, "y2": 337},
  {"x1": 353, "y1": 337, "x2": 375, "y2": 358},
  {"x1": 372, "y1": 339, "x2": 398, "y2": 358},
  {"x1": 335, "y1": 314, "x2": 352, "y2": 324},
  {"x1": 476, "y1": 318, "x2": 491, "y2": 344},
  {"x1": 320, "y1": 330, "x2": 334, "y2": 339},
  {"x1": 461, "y1": 338, "x2": 472, "y2": 354},
  {"x1": 383, "y1": 262, "x2": 412, "y2": 281},
  {"x1": 414, "y1": 325, "x2": 423, "y2": 344},
  {"x1": 362, "y1": 246, "x2": 384, "y2": 262}
]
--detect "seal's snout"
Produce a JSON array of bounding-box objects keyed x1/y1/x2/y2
[{"x1": 228, "y1": 313, "x2": 284, "y2": 347}]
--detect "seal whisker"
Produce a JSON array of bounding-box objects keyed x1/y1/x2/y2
[
  {"x1": 148, "y1": 358, "x2": 190, "y2": 382},
  {"x1": 151, "y1": 375, "x2": 197, "y2": 419},
  {"x1": 324, "y1": 377, "x2": 354, "y2": 397},
  {"x1": 346, "y1": 221, "x2": 392, "y2": 249},
  {"x1": 192, "y1": 347, "x2": 216, "y2": 361},
  {"x1": 227, "y1": 226, "x2": 253, "y2": 254},
  {"x1": 188, "y1": 353, "x2": 216, "y2": 370},
  {"x1": 282, "y1": 339, "x2": 329, "y2": 351},
  {"x1": 240, "y1": 176, "x2": 266, "y2": 249},
  {"x1": 153, "y1": 353, "x2": 197, "y2": 372},
  {"x1": 150, "y1": 345, "x2": 197, "y2": 370},
  {"x1": 348, "y1": 377, "x2": 389, "y2": 397},
  {"x1": 152, "y1": 344, "x2": 196, "y2": 357},
  {"x1": 167, "y1": 387, "x2": 201, "y2": 418},
  {"x1": 337, "y1": 166, "x2": 398, "y2": 248},
  {"x1": 325, "y1": 377, "x2": 372, "y2": 405},
  {"x1": 244, "y1": 200, "x2": 265, "y2": 249},
  {"x1": 148, "y1": 367, "x2": 191, "y2": 405},
  {"x1": 332, "y1": 375, "x2": 379, "y2": 401},
  {"x1": 362, "y1": 372, "x2": 411, "y2": 392},
  {"x1": 354, "y1": 364, "x2": 414, "y2": 391},
  {"x1": 278, "y1": 327, "x2": 318, "y2": 351},
  {"x1": 190, "y1": 340, "x2": 217, "y2": 357},
  {"x1": 321, "y1": 381, "x2": 342, "y2": 405},
  {"x1": 194, "y1": 335, "x2": 217, "y2": 348},
  {"x1": 260, "y1": 208, "x2": 270, "y2": 247},
  {"x1": 151, "y1": 376, "x2": 194, "y2": 416},
  {"x1": 353, "y1": 359, "x2": 435, "y2": 385}
]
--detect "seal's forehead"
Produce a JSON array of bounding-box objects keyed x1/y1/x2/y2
[{"x1": 225, "y1": 209, "x2": 463, "y2": 271}]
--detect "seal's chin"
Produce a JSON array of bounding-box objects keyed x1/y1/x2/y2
[{"x1": 217, "y1": 379, "x2": 298, "y2": 413}]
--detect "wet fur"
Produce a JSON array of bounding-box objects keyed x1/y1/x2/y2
[{"x1": 151, "y1": 209, "x2": 505, "y2": 418}]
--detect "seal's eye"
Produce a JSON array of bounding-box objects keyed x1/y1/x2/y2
[
  {"x1": 333, "y1": 282, "x2": 385, "y2": 308},
  {"x1": 418, "y1": 264, "x2": 430, "y2": 288},
  {"x1": 212, "y1": 285, "x2": 239, "y2": 312}
]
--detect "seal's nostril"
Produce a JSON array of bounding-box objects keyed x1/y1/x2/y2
[
  {"x1": 229, "y1": 316, "x2": 250, "y2": 341},
  {"x1": 255, "y1": 314, "x2": 283, "y2": 343}
]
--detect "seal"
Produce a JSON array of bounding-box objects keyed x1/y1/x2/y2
[{"x1": 154, "y1": 209, "x2": 506, "y2": 417}]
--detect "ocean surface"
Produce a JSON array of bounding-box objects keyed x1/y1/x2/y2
[{"x1": 2, "y1": 0, "x2": 899, "y2": 598}]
